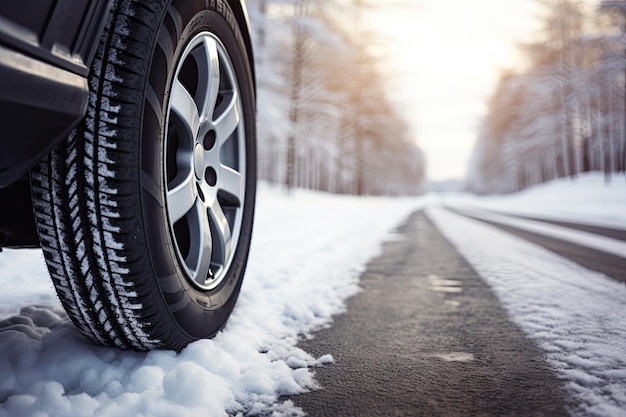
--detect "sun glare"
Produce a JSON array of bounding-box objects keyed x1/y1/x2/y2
[{"x1": 361, "y1": 0, "x2": 545, "y2": 181}]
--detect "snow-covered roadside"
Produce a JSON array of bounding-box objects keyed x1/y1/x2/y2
[
  {"x1": 448, "y1": 206, "x2": 626, "y2": 259},
  {"x1": 0, "y1": 183, "x2": 424, "y2": 417},
  {"x1": 428, "y1": 207, "x2": 626, "y2": 417},
  {"x1": 444, "y1": 172, "x2": 626, "y2": 229}
]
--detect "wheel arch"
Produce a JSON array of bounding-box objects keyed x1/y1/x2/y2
[{"x1": 227, "y1": 0, "x2": 256, "y2": 91}]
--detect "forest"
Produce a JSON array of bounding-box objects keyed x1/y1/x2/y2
[
  {"x1": 467, "y1": 0, "x2": 626, "y2": 194},
  {"x1": 246, "y1": 0, "x2": 426, "y2": 196}
]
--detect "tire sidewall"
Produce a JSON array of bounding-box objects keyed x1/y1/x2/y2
[{"x1": 140, "y1": 0, "x2": 256, "y2": 338}]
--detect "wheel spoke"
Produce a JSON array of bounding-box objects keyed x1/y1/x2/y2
[
  {"x1": 214, "y1": 92, "x2": 240, "y2": 144},
  {"x1": 167, "y1": 172, "x2": 196, "y2": 223},
  {"x1": 201, "y1": 36, "x2": 221, "y2": 121},
  {"x1": 186, "y1": 201, "x2": 213, "y2": 285},
  {"x1": 208, "y1": 199, "x2": 232, "y2": 265},
  {"x1": 170, "y1": 79, "x2": 200, "y2": 138},
  {"x1": 218, "y1": 165, "x2": 243, "y2": 206}
]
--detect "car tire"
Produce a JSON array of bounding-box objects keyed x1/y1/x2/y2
[{"x1": 30, "y1": 0, "x2": 256, "y2": 351}]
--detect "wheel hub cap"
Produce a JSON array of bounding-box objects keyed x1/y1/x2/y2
[{"x1": 193, "y1": 143, "x2": 205, "y2": 181}]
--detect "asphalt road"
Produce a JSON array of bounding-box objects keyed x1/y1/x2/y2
[
  {"x1": 504, "y1": 213, "x2": 626, "y2": 242},
  {"x1": 293, "y1": 211, "x2": 571, "y2": 417},
  {"x1": 451, "y1": 208, "x2": 626, "y2": 283}
]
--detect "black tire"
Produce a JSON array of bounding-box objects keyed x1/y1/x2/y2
[{"x1": 30, "y1": 0, "x2": 256, "y2": 351}]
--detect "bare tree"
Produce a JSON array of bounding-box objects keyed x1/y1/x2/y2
[
  {"x1": 468, "y1": 0, "x2": 626, "y2": 194},
  {"x1": 249, "y1": 0, "x2": 426, "y2": 195}
]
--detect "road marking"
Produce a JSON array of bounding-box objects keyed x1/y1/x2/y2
[
  {"x1": 433, "y1": 352, "x2": 475, "y2": 362},
  {"x1": 428, "y1": 274, "x2": 463, "y2": 293}
]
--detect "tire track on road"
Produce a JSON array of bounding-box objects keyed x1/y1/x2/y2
[
  {"x1": 498, "y1": 214, "x2": 626, "y2": 242},
  {"x1": 293, "y1": 211, "x2": 569, "y2": 417},
  {"x1": 448, "y1": 207, "x2": 626, "y2": 283}
]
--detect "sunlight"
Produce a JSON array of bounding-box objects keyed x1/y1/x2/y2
[{"x1": 360, "y1": 0, "x2": 545, "y2": 181}]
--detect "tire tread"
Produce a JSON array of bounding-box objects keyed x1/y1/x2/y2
[{"x1": 31, "y1": 0, "x2": 171, "y2": 350}]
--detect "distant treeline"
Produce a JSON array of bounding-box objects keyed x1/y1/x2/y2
[
  {"x1": 247, "y1": 0, "x2": 425, "y2": 195},
  {"x1": 468, "y1": 0, "x2": 626, "y2": 194}
]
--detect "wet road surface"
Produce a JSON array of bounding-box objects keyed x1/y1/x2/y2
[
  {"x1": 293, "y1": 211, "x2": 571, "y2": 417},
  {"x1": 451, "y1": 208, "x2": 626, "y2": 283}
]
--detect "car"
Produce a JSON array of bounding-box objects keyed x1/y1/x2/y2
[{"x1": 0, "y1": 0, "x2": 257, "y2": 351}]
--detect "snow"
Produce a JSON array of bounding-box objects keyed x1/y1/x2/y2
[
  {"x1": 452, "y1": 172, "x2": 626, "y2": 229},
  {"x1": 0, "y1": 183, "x2": 423, "y2": 417},
  {"x1": 428, "y1": 173, "x2": 626, "y2": 417},
  {"x1": 446, "y1": 206, "x2": 626, "y2": 259},
  {"x1": 1, "y1": 173, "x2": 625, "y2": 416}
]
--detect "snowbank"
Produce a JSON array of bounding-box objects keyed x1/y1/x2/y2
[
  {"x1": 0, "y1": 183, "x2": 423, "y2": 417},
  {"x1": 445, "y1": 172, "x2": 626, "y2": 228}
]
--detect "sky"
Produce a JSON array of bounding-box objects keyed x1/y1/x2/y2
[{"x1": 361, "y1": 0, "x2": 548, "y2": 181}]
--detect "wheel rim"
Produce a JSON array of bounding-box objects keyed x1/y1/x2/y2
[{"x1": 164, "y1": 32, "x2": 246, "y2": 291}]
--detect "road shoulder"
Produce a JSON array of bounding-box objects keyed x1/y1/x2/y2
[{"x1": 293, "y1": 211, "x2": 569, "y2": 417}]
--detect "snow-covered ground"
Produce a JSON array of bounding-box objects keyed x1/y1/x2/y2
[
  {"x1": 445, "y1": 172, "x2": 626, "y2": 228},
  {"x1": 0, "y1": 183, "x2": 424, "y2": 417},
  {"x1": 430, "y1": 172, "x2": 626, "y2": 417},
  {"x1": 428, "y1": 208, "x2": 626, "y2": 417},
  {"x1": 0, "y1": 173, "x2": 625, "y2": 416}
]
